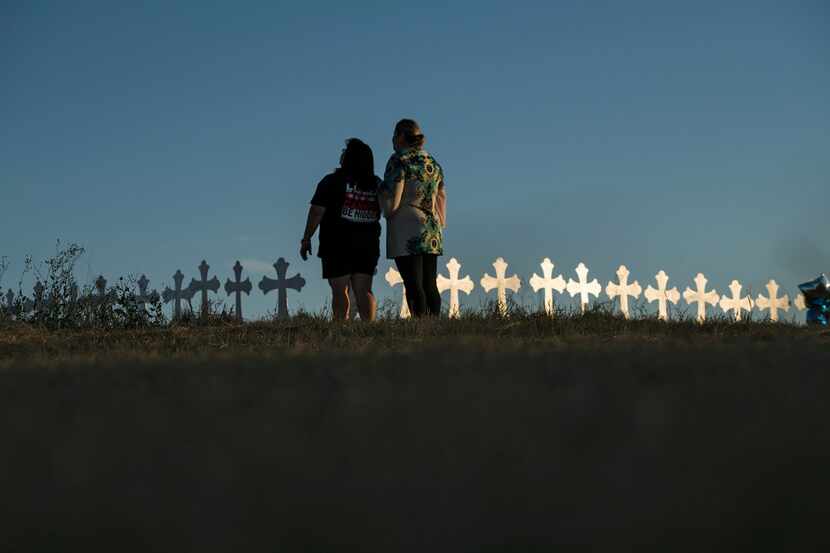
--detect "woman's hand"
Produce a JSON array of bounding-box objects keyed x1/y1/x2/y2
[
  {"x1": 300, "y1": 238, "x2": 312, "y2": 261},
  {"x1": 436, "y1": 183, "x2": 447, "y2": 228},
  {"x1": 300, "y1": 205, "x2": 325, "y2": 260},
  {"x1": 380, "y1": 156, "x2": 405, "y2": 218}
]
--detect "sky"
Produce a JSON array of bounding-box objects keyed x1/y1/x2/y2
[{"x1": 2, "y1": 1, "x2": 828, "y2": 320}]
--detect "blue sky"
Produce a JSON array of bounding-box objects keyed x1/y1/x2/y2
[{"x1": 2, "y1": 1, "x2": 828, "y2": 319}]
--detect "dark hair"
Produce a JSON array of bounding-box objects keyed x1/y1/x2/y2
[
  {"x1": 394, "y1": 118, "x2": 425, "y2": 149},
  {"x1": 339, "y1": 138, "x2": 375, "y2": 186}
]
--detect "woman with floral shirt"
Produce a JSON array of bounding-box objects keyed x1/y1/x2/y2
[{"x1": 379, "y1": 119, "x2": 447, "y2": 317}]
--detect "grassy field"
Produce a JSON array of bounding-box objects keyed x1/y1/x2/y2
[{"x1": 1, "y1": 314, "x2": 829, "y2": 551}]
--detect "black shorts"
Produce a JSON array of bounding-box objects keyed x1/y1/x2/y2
[{"x1": 321, "y1": 254, "x2": 379, "y2": 280}]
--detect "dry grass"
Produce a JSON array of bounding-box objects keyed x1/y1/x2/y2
[
  {"x1": 1, "y1": 310, "x2": 825, "y2": 364},
  {"x1": 1, "y1": 314, "x2": 828, "y2": 551}
]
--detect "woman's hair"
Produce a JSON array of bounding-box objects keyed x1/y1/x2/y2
[
  {"x1": 339, "y1": 138, "x2": 375, "y2": 186},
  {"x1": 394, "y1": 118, "x2": 425, "y2": 149}
]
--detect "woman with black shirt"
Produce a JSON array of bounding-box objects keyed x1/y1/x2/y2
[{"x1": 300, "y1": 139, "x2": 381, "y2": 320}]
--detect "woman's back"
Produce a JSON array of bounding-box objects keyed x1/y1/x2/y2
[
  {"x1": 382, "y1": 147, "x2": 446, "y2": 258},
  {"x1": 379, "y1": 118, "x2": 446, "y2": 317}
]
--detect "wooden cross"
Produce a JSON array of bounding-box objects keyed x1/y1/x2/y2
[
  {"x1": 136, "y1": 275, "x2": 160, "y2": 308},
  {"x1": 755, "y1": 279, "x2": 790, "y2": 322},
  {"x1": 480, "y1": 257, "x2": 521, "y2": 316},
  {"x1": 3, "y1": 289, "x2": 33, "y2": 318},
  {"x1": 33, "y1": 281, "x2": 47, "y2": 312},
  {"x1": 566, "y1": 262, "x2": 601, "y2": 314},
  {"x1": 605, "y1": 265, "x2": 642, "y2": 319},
  {"x1": 348, "y1": 288, "x2": 359, "y2": 320},
  {"x1": 794, "y1": 293, "x2": 807, "y2": 312},
  {"x1": 3, "y1": 289, "x2": 13, "y2": 315},
  {"x1": 683, "y1": 273, "x2": 719, "y2": 323},
  {"x1": 80, "y1": 275, "x2": 109, "y2": 323},
  {"x1": 385, "y1": 267, "x2": 410, "y2": 319},
  {"x1": 189, "y1": 260, "x2": 220, "y2": 318},
  {"x1": 259, "y1": 257, "x2": 306, "y2": 319},
  {"x1": 437, "y1": 257, "x2": 474, "y2": 318},
  {"x1": 644, "y1": 270, "x2": 680, "y2": 321},
  {"x1": 94, "y1": 275, "x2": 107, "y2": 297},
  {"x1": 224, "y1": 260, "x2": 252, "y2": 322},
  {"x1": 162, "y1": 270, "x2": 194, "y2": 320},
  {"x1": 719, "y1": 279, "x2": 753, "y2": 321},
  {"x1": 529, "y1": 257, "x2": 565, "y2": 316}
]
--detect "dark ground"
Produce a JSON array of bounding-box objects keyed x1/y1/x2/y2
[{"x1": 1, "y1": 318, "x2": 828, "y2": 552}]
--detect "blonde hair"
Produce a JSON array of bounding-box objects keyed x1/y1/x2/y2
[{"x1": 394, "y1": 118, "x2": 425, "y2": 149}]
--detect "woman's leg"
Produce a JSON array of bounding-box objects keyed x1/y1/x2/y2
[
  {"x1": 328, "y1": 276, "x2": 351, "y2": 320},
  {"x1": 423, "y1": 254, "x2": 442, "y2": 316},
  {"x1": 395, "y1": 255, "x2": 427, "y2": 317},
  {"x1": 349, "y1": 273, "x2": 377, "y2": 321}
]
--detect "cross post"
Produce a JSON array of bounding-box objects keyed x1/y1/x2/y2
[
  {"x1": 32, "y1": 281, "x2": 47, "y2": 313},
  {"x1": 719, "y1": 279, "x2": 753, "y2": 321},
  {"x1": 136, "y1": 275, "x2": 160, "y2": 308},
  {"x1": 480, "y1": 257, "x2": 521, "y2": 316},
  {"x1": 644, "y1": 270, "x2": 680, "y2": 321},
  {"x1": 224, "y1": 260, "x2": 252, "y2": 322},
  {"x1": 189, "y1": 260, "x2": 221, "y2": 319},
  {"x1": 385, "y1": 267, "x2": 411, "y2": 319},
  {"x1": 605, "y1": 265, "x2": 642, "y2": 319},
  {"x1": 755, "y1": 279, "x2": 790, "y2": 322},
  {"x1": 529, "y1": 258, "x2": 565, "y2": 316},
  {"x1": 683, "y1": 273, "x2": 719, "y2": 323},
  {"x1": 162, "y1": 270, "x2": 194, "y2": 320},
  {"x1": 3, "y1": 289, "x2": 15, "y2": 317},
  {"x1": 566, "y1": 262, "x2": 601, "y2": 314},
  {"x1": 794, "y1": 293, "x2": 807, "y2": 312},
  {"x1": 259, "y1": 257, "x2": 306, "y2": 319},
  {"x1": 437, "y1": 257, "x2": 474, "y2": 318}
]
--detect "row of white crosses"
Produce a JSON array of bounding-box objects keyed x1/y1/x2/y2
[
  {"x1": 2, "y1": 255, "x2": 805, "y2": 323},
  {"x1": 385, "y1": 257, "x2": 803, "y2": 322},
  {"x1": 385, "y1": 257, "x2": 477, "y2": 318}
]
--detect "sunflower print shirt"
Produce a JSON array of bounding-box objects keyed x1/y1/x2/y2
[{"x1": 380, "y1": 148, "x2": 446, "y2": 259}]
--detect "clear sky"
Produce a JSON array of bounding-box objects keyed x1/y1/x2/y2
[{"x1": 2, "y1": 1, "x2": 828, "y2": 319}]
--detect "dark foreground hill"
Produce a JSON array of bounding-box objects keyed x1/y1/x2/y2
[{"x1": 1, "y1": 316, "x2": 828, "y2": 551}]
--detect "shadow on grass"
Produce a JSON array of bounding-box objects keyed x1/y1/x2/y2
[{"x1": 0, "y1": 334, "x2": 828, "y2": 551}]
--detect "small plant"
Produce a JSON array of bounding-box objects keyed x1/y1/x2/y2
[
  {"x1": 5, "y1": 241, "x2": 167, "y2": 330},
  {"x1": 108, "y1": 276, "x2": 167, "y2": 329},
  {"x1": 175, "y1": 295, "x2": 233, "y2": 327},
  {"x1": 27, "y1": 241, "x2": 86, "y2": 329}
]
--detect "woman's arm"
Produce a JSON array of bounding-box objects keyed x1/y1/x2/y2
[
  {"x1": 379, "y1": 156, "x2": 405, "y2": 218},
  {"x1": 435, "y1": 181, "x2": 446, "y2": 228},
  {"x1": 300, "y1": 205, "x2": 326, "y2": 260}
]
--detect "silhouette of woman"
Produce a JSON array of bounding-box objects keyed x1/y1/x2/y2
[
  {"x1": 300, "y1": 139, "x2": 382, "y2": 320},
  {"x1": 379, "y1": 119, "x2": 447, "y2": 317}
]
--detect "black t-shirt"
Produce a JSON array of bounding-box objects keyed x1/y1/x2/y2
[{"x1": 310, "y1": 170, "x2": 381, "y2": 259}]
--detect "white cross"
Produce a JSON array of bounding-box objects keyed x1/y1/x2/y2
[
  {"x1": 718, "y1": 279, "x2": 753, "y2": 321},
  {"x1": 529, "y1": 258, "x2": 566, "y2": 316},
  {"x1": 480, "y1": 257, "x2": 521, "y2": 316},
  {"x1": 683, "y1": 273, "x2": 719, "y2": 323},
  {"x1": 755, "y1": 279, "x2": 790, "y2": 322},
  {"x1": 566, "y1": 262, "x2": 601, "y2": 314},
  {"x1": 794, "y1": 293, "x2": 807, "y2": 312},
  {"x1": 348, "y1": 288, "x2": 359, "y2": 320},
  {"x1": 605, "y1": 265, "x2": 642, "y2": 319},
  {"x1": 437, "y1": 257, "x2": 474, "y2": 318},
  {"x1": 385, "y1": 267, "x2": 410, "y2": 319},
  {"x1": 644, "y1": 270, "x2": 680, "y2": 321}
]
